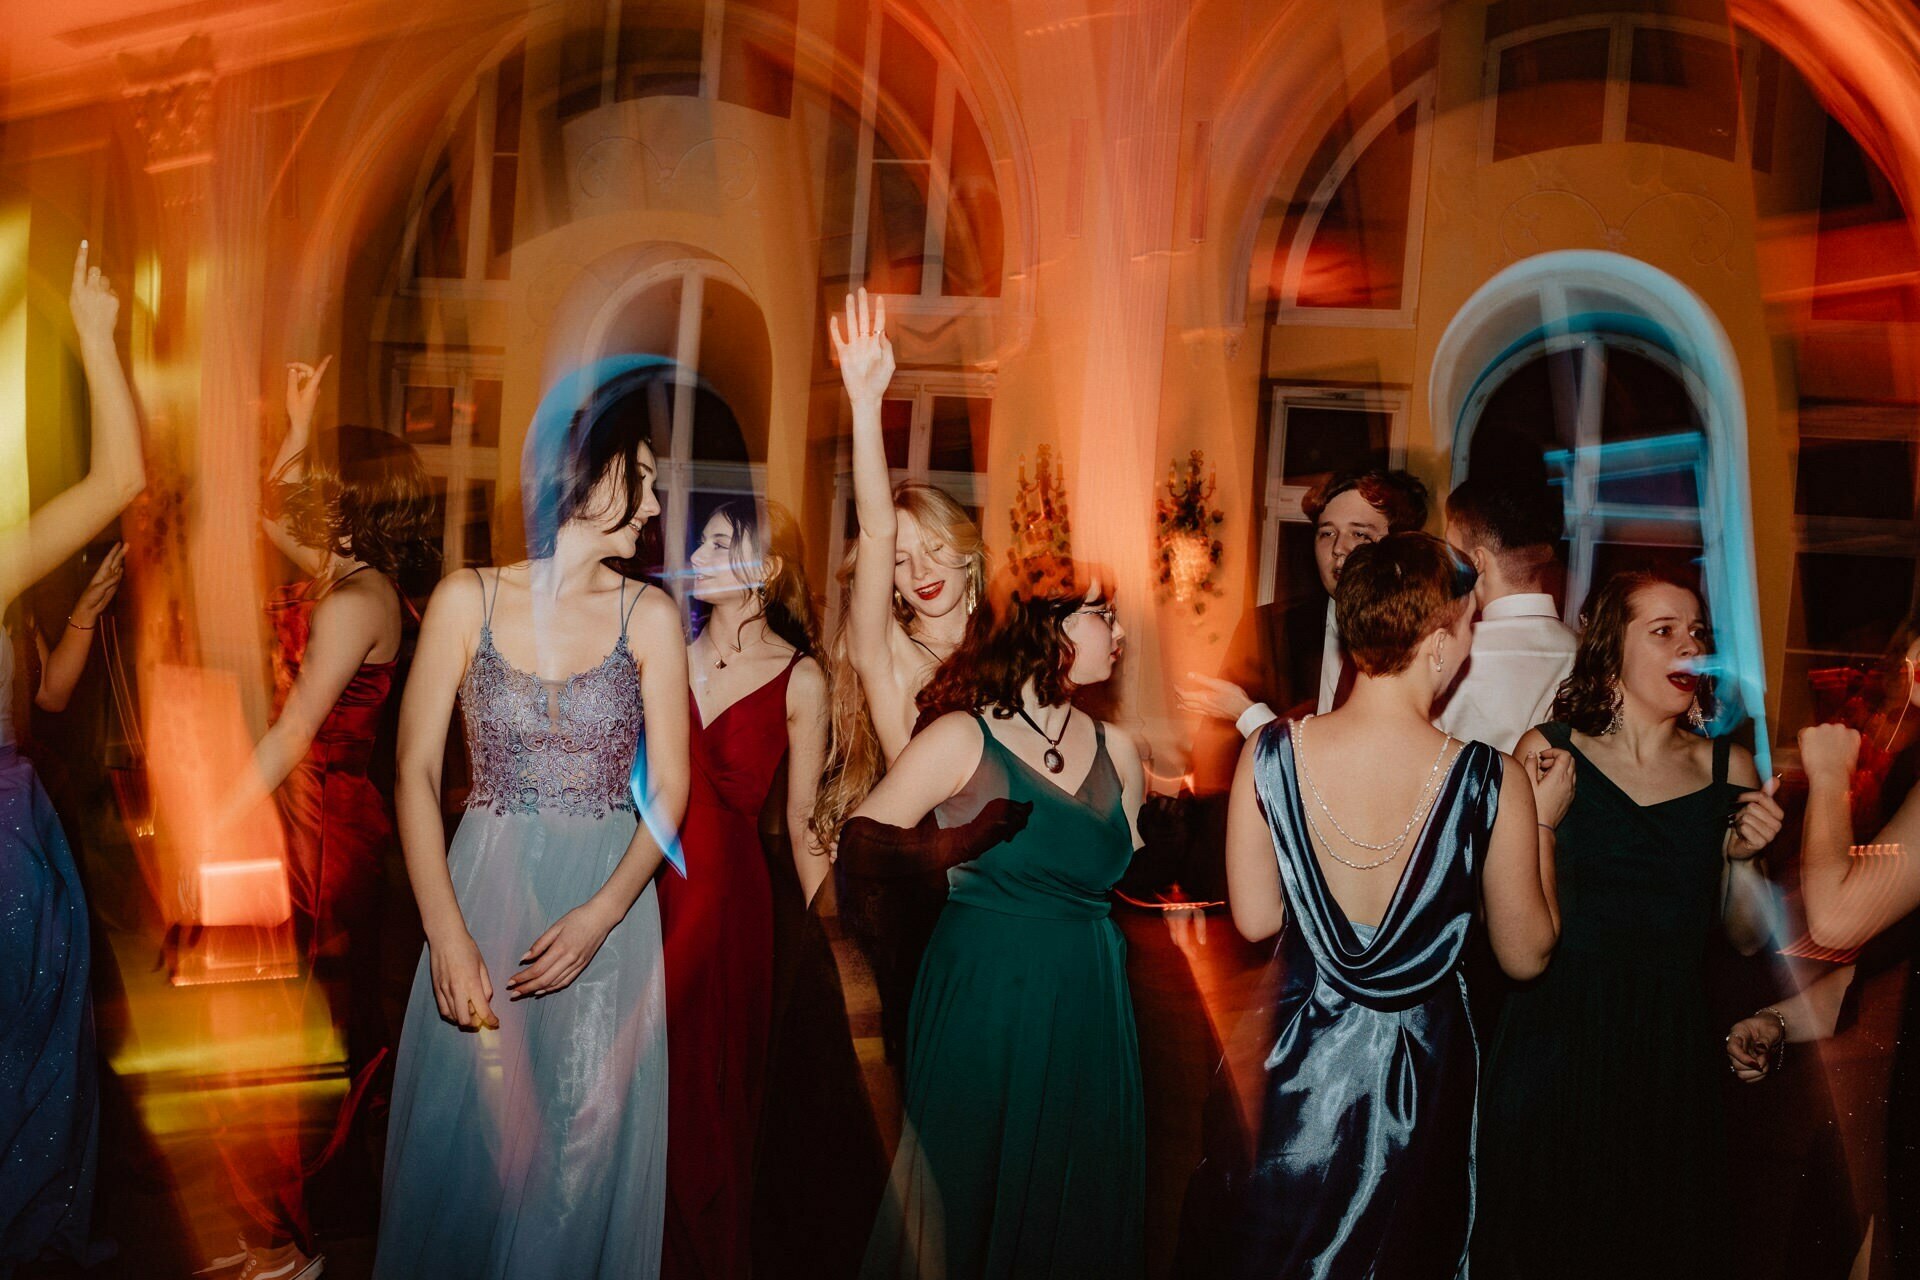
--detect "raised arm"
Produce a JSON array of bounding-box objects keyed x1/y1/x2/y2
[
  {"x1": 262, "y1": 356, "x2": 332, "y2": 577},
  {"x1": 828, "y1": 291, "x2": 905, "y2": 691},
  {"x1": 0, "y1": 243, "x2": 145, "y2": 612},
  {"x1": 395, "y1": 570, "x2": 495, "y2": 1029},
  {"x1": 1799, "y1": 723, "x2": 1920, "y2": 951},
  {"x1": 1224, "y1": 732, "x2": 1284, "y2": 942},
  {"x1": 35, "y1": 542, "x2": 123, "y2": 713},
  {"x1": 785, "y1": 655, "x2": 832, "y2": 905},
  {"x1": 1483, "y1": 744, "x2": 1559, "y2": 980},
  {"x1": 508, "y1": 588, "x2": 689, "y2": 1000}
]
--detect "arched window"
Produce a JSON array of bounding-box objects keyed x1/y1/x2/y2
[
  {"x1": 1272, "y1": 77, "x2": 1434, "y2": 323},
  {"x1": 1481, "y1": 16, "x2": 1742, "y2": 164},
  {"x1": 850, "y1": 12, "x2": 1005, "y2": 301},
  {"x1": 409, "y1": 43, "x2": 524, "y2": 284},
  {"x1": 557, "y1": 0, "x2": 801, "y2": 119},
  {"x1": 1463, "y1": 334, "x2": 1709, "y2": 617}
]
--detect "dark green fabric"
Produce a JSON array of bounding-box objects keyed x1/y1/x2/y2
[{"x1": 861, "y1": 714, "x2": 1145, "y2": 1278}]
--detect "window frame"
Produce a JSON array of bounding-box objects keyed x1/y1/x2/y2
[
  {"x1": 1478, "y1": 15, "x2": 1755, "y2": 168},
  {"x1": 386, "y1": 354, "x2": 505, "y2": 571},
  {"x1": 1255, "y1": 385, "x2": 1409, "y2": 607},
  {"x1": 399, "y1": 48, "x2": 522, "y2": 298},
  {"x1": 847, "y1": 6, "x2": 1005, "y2": 312},
  {"x1": 1273, "y1": 75, "x2": 1436, "y2": 329}
]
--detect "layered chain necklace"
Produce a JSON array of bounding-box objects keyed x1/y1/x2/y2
[{"x1": 1294, "y1": 715, "x2": 1454, "y2": 871}]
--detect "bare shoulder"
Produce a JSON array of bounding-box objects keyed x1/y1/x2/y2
[
  {"x1": 920, "y1": 709, "x2": 985, "y2": 752},
  {"x1": 788, "y1": 654, "x2": 828, "y2": 705},
  {"x1": 423, "y1": 566, "x2": 485, "y2": 623},
  {"x1": 1103, "y1": 720, "x2": 1144, "y2": 767},
  {"x1": 628, "y1": 582, "x2": 683, "y2": 637},
  {"x1": 1723, "y1": 740, "x2": 1761, "y2": 787}
]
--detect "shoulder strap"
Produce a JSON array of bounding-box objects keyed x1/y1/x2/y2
[
  {"x1": 620, "y1": 577, "x2": 647, "y2": 640},
  {"x1": 1712, "y1": 734, "x2": 1732, "y2": 786},
  {"x1": 1538, "y1": 720, "x2": 1573, "y2": 751},
  {"x1": 472, "y1": 567, "x2": 498, "y2": 629}
]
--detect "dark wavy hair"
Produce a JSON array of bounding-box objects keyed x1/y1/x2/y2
[
  {"x1": 691, "y1": 497, "x2": 817, "y2": 657},
  {"x1": 523, "y1": 365, "x2": 668, "y2": 561},
  {"x1": 1552, "y1": 567, "x2": 1714, "y2": 736},
  {"x1": 271, "y1": 425, "x2": 439, "y2": 591},
  {"x1": 916, "y1": 553, "x2": 1108, "y2": 720}
]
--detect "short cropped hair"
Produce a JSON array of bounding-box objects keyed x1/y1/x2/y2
[
  {"x1": 1304, "y1": 467, "x2": 1430, "y2": 534},
  {"x1": 1446, "y1": 474, "x2": 1563, "y2": 552},
  {"x1": 1335, "y1": 532, "x2": 1479, "y2": 677}
]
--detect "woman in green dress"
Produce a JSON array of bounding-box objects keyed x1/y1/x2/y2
[
  {"x1": 839, "y1": 554, "x2": 1146, "y2": 1279},
  {"x1": 1475, "y1": 569, "x2": 1785, "y2": 1279}
]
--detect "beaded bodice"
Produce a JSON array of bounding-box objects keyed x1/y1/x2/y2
[{"x1": 459, "y1": 576, "x2": 648, "y2": 819}]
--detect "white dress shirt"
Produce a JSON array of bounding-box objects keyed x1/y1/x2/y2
[{"x1": 1435, "y1": 592, "x2": 1579, "y2": 753}]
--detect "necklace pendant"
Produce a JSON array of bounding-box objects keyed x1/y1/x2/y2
[
  {"x1": 714, "y1": 656, "x2": 727, "y2": 669},
  {"x1": 1043, "y1": 747, "x2": 1065, "y2": 774}
]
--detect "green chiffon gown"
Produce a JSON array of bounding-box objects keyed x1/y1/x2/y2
[{"x1": 858, "y1": 712, "x2": 1146, "y2": 1279}]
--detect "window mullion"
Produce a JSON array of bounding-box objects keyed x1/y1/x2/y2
[
  {"x1": 699, "y1": 0, "x2": 725, "y2": 100},
  {"x1": 922, "y1": 65, "x2": 957, "y2": 298},
  {"x1": 1603, "y1": 17, "x2": 1631, "y2": 142},
  {"x1": 848, "y1": 3, "x2": 886, "y2": 291}
]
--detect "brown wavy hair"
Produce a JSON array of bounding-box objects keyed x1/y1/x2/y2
[
  {"x1": 1335, "y1": 532, "x2": 1477, "y2": 677},
  {"x1": 270, "y1": 425, "x2": 439, "y2": 591},
  {"x1": 691, "y1": 498, "x2": 817, "y2": 657},
  {"x1": 916, "y1": 553, "x2": 1108, "y2": 722},
  {"x1": 1552, "y1": 567, "x2": 1714, "y2": 736},
  {"x1": 811, "y1": 482, "x2": 993, "y2": 849}
]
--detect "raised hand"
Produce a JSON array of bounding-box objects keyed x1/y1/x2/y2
[
  {"x1": 1726, "y1": 777, "x2": 1785, "y2": 863},
  {"x1": 1798, "y1": 723, "x2": 1862, "y2": 789},
  {"x1": 285, "y1": 355, "x2": 333, "y2": 435},
  {"x1": 829, "y1": 288, "x2": 895, "y2": 406},
  {"x1": 68, "y1": 241, "x2": 119, "y2": 347},
  {"x1": 71, "y1": 543, "x2": 126, "y2": 627},
  {"x1": 1526, "y1": 746, "x2": 1577, "y2": 831},
  {"x1": 508, "y1": 899, "x2": 620, "y2": 998},
  {"x1": 429, "y1": 930, "x2": 498, "y2": 1031}
]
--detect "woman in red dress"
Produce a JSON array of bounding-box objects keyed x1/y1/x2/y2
[
  {"x1": 661, "y1": 497, "x2": 829, "y2": 1279},
  {"x1": 201, "y1": 358, "x2": 435, "y2": 1279}
]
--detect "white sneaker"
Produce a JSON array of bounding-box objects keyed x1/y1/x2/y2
[
  {"x1": 236, "y1": 1243, "x2": 325, "y2": 1280},
  {"x1": 193, "y1": 1237, "x2": 252, "y2": 1275}
]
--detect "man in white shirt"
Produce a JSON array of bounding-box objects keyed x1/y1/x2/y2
[
  {"x1": 1179, "y1": 467, "x2": 1429, "y2": 737},
  {"x1": 1431, "y1": 475, "x2": 1579, "y2": 752}
]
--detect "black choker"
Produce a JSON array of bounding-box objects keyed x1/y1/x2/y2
[{"x1": 1013, "y1": 704, "x2": 1072, "y2": 773}]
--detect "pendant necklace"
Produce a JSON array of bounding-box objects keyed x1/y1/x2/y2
[
  {"x1": 1013, "y1": 703, "x2": 1072, "y2": 774},
  {"x1": 711, "y1": 629, "x2": 746, "y2": 670}
]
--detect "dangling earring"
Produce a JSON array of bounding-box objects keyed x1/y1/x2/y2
[
  {"x1": 965, "y1": 577, "x2": 978, "y2": 616},
  {"x1": 1687, "y1": 695, "x2": 1707, "y2": 732},
  {"x1": 1605, "y1": 682, "x2": 1624, "y2": 735},
  {"x1": 894, "y1": 589, "x2": 908, "y2": 616},
  {"x1": 1431, "y1": 636, "x2": 1446, "y2": 675}
]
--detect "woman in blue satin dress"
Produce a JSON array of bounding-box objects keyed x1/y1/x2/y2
[{"x1": 1185, "y1": 533, "x2": 1562, "y2": 1278}]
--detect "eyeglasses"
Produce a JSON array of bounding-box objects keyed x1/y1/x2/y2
[{"x1": 1075, "y1": 603, "x2": 1118, "y2": 628}]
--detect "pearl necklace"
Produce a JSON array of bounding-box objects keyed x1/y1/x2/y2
[{"x1": 1294, "y1": 716, "x2": 1455, "y2": 870}]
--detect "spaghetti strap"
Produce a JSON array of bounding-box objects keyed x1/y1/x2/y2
[
  {"x1": 473, "y1": 567, "x2": 499, "y2": 630},
  {"x1": 620, "y1": 576, "x2": 647, "y2": 641}
]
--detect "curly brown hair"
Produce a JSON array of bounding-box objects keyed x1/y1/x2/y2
[
  {"x1": 1552, "y1": 567, "x2": 1714, "y2": 736},
  {"x1": 915, "y1": 553, "x2": 1107, "y2": 722},
  {"x1": 270, "y1": 425, "x2": 439, "y2": 591}
]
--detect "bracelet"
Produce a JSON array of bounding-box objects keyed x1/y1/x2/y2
[
  {"x1": 66, "y1": 617, "x2": 96, "y2": 631},
  {"x1": 1536, "y1": 822, "x2": 1557, "y2": 833}
]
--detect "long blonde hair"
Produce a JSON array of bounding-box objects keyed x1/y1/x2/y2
[{"x1": 811, "y1": 483, "x2": 990, "y2": 849}]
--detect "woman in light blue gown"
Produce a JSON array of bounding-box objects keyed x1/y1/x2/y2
[{"x1": 374, "y1": 361, "x2": 690, "y2": 1280}]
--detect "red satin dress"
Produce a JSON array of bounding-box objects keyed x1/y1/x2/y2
[
  {"x1": 267, "y1": 576, "x2": 399, "y2": 961},
  {"x1": 659, "y1": 654, "x2": 800, "y2": 1280}
]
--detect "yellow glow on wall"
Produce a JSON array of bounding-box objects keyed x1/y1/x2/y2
[{"x1": 0, "y1": 204, "x2": 28, "y2": 533}]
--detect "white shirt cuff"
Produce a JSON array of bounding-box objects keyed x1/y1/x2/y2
[{"x1": 1237, "y1": 702, "x2": 1279, "y2": 739}]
